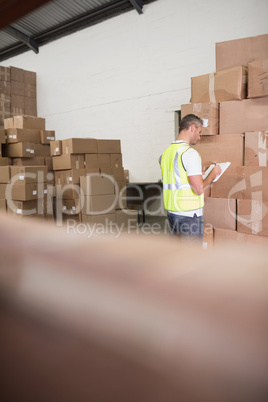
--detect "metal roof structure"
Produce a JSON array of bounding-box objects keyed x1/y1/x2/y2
[{"x1": 0, "y1": 0, "x2": 157, "y2": 62}]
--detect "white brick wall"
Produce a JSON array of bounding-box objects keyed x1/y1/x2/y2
[{"x1": 2, "y1": 0, "x2": 268, "y2": 181}]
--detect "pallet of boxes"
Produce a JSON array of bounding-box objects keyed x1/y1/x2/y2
[
  {"x1": 181, "y1": 33, "x2": 268, "y2": 246},
  {"x1": 0, "y1": 115, "x2": 55, "y2": 221},
  {"x1": 52, "y1": 137, "x2": 138, "y2": 235}
]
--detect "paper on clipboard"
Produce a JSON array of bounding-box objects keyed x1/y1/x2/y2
[{"x1": 203, "y1": 162, "x2": 231, "y2": 182}]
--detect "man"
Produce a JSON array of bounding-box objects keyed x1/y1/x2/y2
[{"x1": 159, "y1": 114, "x2": 221, "y2": 239}]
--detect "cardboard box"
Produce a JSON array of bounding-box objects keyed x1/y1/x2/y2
[
  {"x1": 24, "y1": 97, "x2": 37, "y2": 116},
  {"x1": 85, "y1": 153, "x2": 110, "y2": 169},
  {"x1": 7, "y1": 199, "x2": 42, "y2": 216},
  {"x1": 204, "y1": 197, "x2": 236, "y2": 231},
  {"x1": 244, "y1": 131, "x2": 268, "y2": 166},
  {"x1": 10, "y1": 81, "x2": 24, "y2": 96},
  {"x1": 62, "y1": 138, "x2": 97, "y2": 155},
  {"x1": 52, "y1": 154, "x2": 85, "y2": 171},
  {"x1": 12, "y1": 157, "x2": 45, "y2": 166},
  {"x1": 80, "y1": 174, "x2": 115, "y2": 196},
  {"x1": 0, "y1": 198, "x2": 6, "y2": 211},
  {"x1": 3, "y1": 117, "x2": 14, "y2": 129},
  {"x1": 82, "y1": 194, "x2": 116, "y2": 215},
  {"x1": 55, "y1": 183, "x2": 81, "y2": 200},
  {"x1": 13, "y1": 115, "x2": 45, "y2": 130},
  {"x1": 0, "y1": 157, "x2": 10, "y2": 166},
  {"x1": 0, "y1": 129, "x2": 6, "y2": 143},
  {"x1": 34, "y1": 144, "x2": 50, "y2": 157},
  {"x1": 115, "y1": 209, "x2": 138, "y2": 227},
  {"x1": 97, "y1": 139, "x2": 121, "y2": 154},
  {"x1": 6, "y1": 181, "x2": 47, "y2": 201},
  {"x1": 193, "y1": 134, "x2": 244, "y2": 167},
  {"x1": 50, "y1": 140, "x2": 62, "y2": 156},
  {"x1": 0, "y1": 81, "x2": 10, "y2": 96},
  {"x1": 3, "y1": 142, "x2": 35, "y2": 157},
  {"x1": 62, "y1": 199, "x2": 82, "y2": 215},
  {"x1": 214, "y1": 227, "x2": 268, "y2": 246},
  {"x1": 216, "y1": 33, "x2": 268, "y2": 71},
  {"x1": 211, "y1": 166, "x2": 268, "y2": 201},
  {"x1": 10, "y1": 95, "x2": 24, "y2": 115},
  {"x1": 81, "y1": 213, "x2": 115, "y2": 224},
  {"x1": 111, "y1": 167, "x2": 125, "y2": 180},
  {"x1": 0, "y1": 166, "x2": 10, "y2": 183},
  {"x1": 24, "y1": 84, "x2": 36, "y2": 98},
  {"x1": 10, "y1": 67, "x2": 24, "y2": 82},
  {"x1": 181, "y1": 102, "x2": 219, "y2": 135},
  {"x1": 40, "y1": 130, "x2": 56, "y2": 144},
  {"x1": 24, "y1": 70, "x2": 36, "y2": 85},
  {"x1": 220, "y1": 98, "x2": 268, "y2": 134},
  {"x1": 248, "y1": 58, "x2": 268, "y2": 98},
  {"x1": 0, "y1": 66, "x2": 10, "y2": 81},
  {"x1": 55, "y1": 169, "x2": 86, "y2": 185},
  {"x1": 110, "y1": 153, "x2": 123, "y2": 168},
  {"x1": 191, "y1": 66, "x2": 247, "y2": 103},
  {"x1": 6, "y1": 128, "x2": 41, "y2": 143},
  {"x1": 124, "y1": 170, "x2": 129, "y2": 183},
  {"x1": 0, "y1": 183, "x2": 7, "y2": 198},
  {"x1": 237, "y1": 199, "x2": 268, "y2": 237},
  {"x1": 44, "y1": 156, "x2": 53, "y2": 171},
  {"x1": 10, "y1": 166, "x2": 48, "y2": 184}
]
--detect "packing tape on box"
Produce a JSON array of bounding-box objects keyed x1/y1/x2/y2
[
  {"x1": 258, "y1": 132, "x2": 267, "y2": 166},
  {"x1": 208, "y1": 73, "x2": 216, "y2": 103},
  {"x1": 192, "y1": 103, "x2": 202, "y2": 113},
  {"x1": 250, "y1": 198, "x2": 262, "y2": 235}
]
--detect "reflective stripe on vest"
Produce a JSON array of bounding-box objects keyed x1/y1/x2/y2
[{"x1": 160, "y1": 142, "x2": 204, "y2": 212}]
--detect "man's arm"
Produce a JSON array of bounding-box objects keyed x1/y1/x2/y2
[{"x1": 188, "y1": 165, "x2": 222, "y2": 195}]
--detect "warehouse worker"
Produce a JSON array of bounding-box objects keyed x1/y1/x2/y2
[{"x1": 159, "y1": 114, "x2": 221, "y2": 239}]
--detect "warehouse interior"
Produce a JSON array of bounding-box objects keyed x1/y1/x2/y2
[{"x1": 0, "y1": 1, "x2": 268, "y2": 401}]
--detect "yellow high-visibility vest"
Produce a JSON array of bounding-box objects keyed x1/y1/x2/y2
[{"x1": 159, "y1": 142, "x2": 204, "y2": 212}]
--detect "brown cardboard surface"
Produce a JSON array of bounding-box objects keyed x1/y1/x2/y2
[
  {"x1": 80, "y1": 174, "x2": 115, "y2": 196},
  {"x1": 12, "y1": 157, "x2": 45, "y2": 166},
  {"x1": 0, "y1": 183, "x2": 7, "y2": 198},
  {"x1": 214, "y1": 227, "x2": 268, "y2": 246},
  {"x1": 216, "y1": 34, "x2": 268, "y2": 71},
  {"x1": 82, "y1": 194, "x2": 116, "y2": 215},
  {"x1": 0, "y1": 81, "x2": 10, "y2": 96},
  {"x1": 97, "y1": 139, "x2": 121, "y2": 154},
  {"x1": 52, "y1": 154, "x2": 85, "y2": 171},
  {"x1": 0, "y1": 129, "x2": 6, "y2": 143},
  {"x1": 50, "y1": 140, "x2": 62, "y2": 156},
  {"x1": 62, "y1": 169, "x2": 86, "y2": 185},
  {"x1": 181, "y1": 102, "x2": 219, "y2": 135},
  {"x1": 34, "y1": 144, "x2": 50, "y2": 157},
  {"x1": 0, "y1": 66, "x2": 10, "y2": 82},
  {"x1": 10, "y1": 81, "x2": 24, "y2": 96},
  {"x1": 219, "y1": 98, "x2": 268, "y2": 134},
  {"x1": 211, "y1": 166, "x2": 268, "y2": 201},
  {"x1": 24, "y1": 97, "x2": 37, "y2": 116},
  {"x1": 193, "y1": 134, "x2": 244, "y2": 167},
  {"x1": 3, "y1": 117, "x2": 14, "y2": 129},
  {"x1": 3, "y1": 142, "x2": 35, "y2": 157},
  {"x1": 13, "y1": 115, "x2": 45, "y2": 130},
  {"x1": 62, "y1": 199, "x2": 82, "y2": 215},
  {"x1": 7, "y1": 199, "x2": 42, "y2": 216},
  {"x1": 6, "y1": 128, "x2": 41, "y2": 143},
  {"x1": 244, "y1": 131, "x2": 268, "y2": 166},
  {"x1": 111, "y1": 167, "x2": 125, "y2": 180},
  {"x1": 56, "y1": 183, "x2": 81, "y2": 200},
  {"x1": 204, "y1": 197, "x2": 236, "y2": 231},
  {"x1": 248, "y1": 58, "x2": 268, "y2": 98},
  {"x1": 0, "y1": 156, "x2": 9, "y2": 166},
  {"x1": 10, "y1": 67, "x2": 24, "y2": 82},
  {"x1": 24, "y1": 70, "x2": 36, "y2": 85},
  {"x1": 6, "y1": 181, "x2": 46, "y2": 201},
  {"x1": 0, "y1": 166, "x2": 10, "y2": 183},
  {"x1": 0, "y1": 198, "x2": 6, "y2": 211},
  {"x1": 237, "y1": 199, "x2": 268, "y2": 237},
  {"x1": 10, "y1": 166, "x2": 48, "y2": 183},
  {"x1": 85, "y1": 153, "x2": 111, "y2": 168},
  {"x1": 40, "y1": 130, "x2": 56, "y2": 144},
  {"x1": 110, "y1": 153, "x2": 123, "y2": 168},
  {"x1": 191, "y1": 66, "x2": 247, "y2": 103},
  {"x1": 11, "y1": 94, "x2": 24, "y2": 115},
  {"x1": 62, "y1": 138, "x2": 98, "y2": 155}
]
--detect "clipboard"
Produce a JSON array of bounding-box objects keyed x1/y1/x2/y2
[{"x1": 203, "y1": 162, "x2": 231, "y2": 182}]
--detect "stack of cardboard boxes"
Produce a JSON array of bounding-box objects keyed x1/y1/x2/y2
[
  {"x1": 0, "y1": 66, "x2": 37, "y2": 129},
  {"x1": 0, "y1": 115, "x2": 55, "y2": 220},
  {"x1": 52, "y1": 137, "x2": 136, "y2": 230},
  {"x1": 181, "y1": 33, "x2": 268, "y2": 245}
]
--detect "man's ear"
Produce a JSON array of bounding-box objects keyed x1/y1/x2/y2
[{"x1": 190, "y1": 123, "x2": 195, "y2": 132}]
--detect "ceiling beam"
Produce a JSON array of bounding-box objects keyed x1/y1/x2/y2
[
  {"x1": 128, "y1": 0, "x2": 143, "y2": 14},
  {"x1": 4, "y1": 25, "x2": 39, "y2": 54}
]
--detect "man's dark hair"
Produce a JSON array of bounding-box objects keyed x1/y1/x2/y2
[{"x1": 179, "y1": 114, "x2": 203, "y2": 133}]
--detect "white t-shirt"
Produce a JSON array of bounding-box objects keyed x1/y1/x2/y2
[{"x1": 168, "y1": 141, "x2": 203, "y2": 217}]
